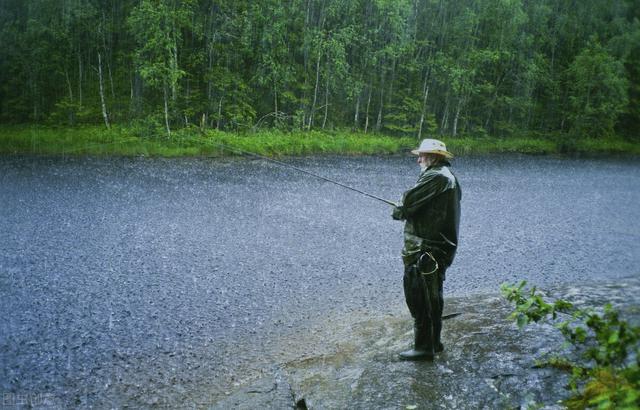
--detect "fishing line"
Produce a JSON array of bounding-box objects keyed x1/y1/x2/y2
[{"x1": 210, "y1": 140, "x2": 396, "y2": 206}]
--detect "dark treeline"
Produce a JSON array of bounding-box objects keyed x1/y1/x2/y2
[{"x1": 1, "y1": 0, "x2": 638, "y2": 138}]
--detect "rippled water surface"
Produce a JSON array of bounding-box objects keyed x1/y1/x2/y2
[{"x1": 1, "y1": 154, "x2": 639, "y2": 407}]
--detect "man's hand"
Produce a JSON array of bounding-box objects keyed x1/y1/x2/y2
[{"x1": 392, "y1": 203, "x2": 405, "y2": 220}]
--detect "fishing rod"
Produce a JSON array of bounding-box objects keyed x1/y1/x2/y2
[{"x1": 210, "y1": 140, "x2": 397, "y2": 206}]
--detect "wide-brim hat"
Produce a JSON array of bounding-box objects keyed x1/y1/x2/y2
[{"x1": 410, "y1": 138, "x2": 453, "y2": 158}]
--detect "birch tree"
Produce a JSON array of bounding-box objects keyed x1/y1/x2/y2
[{"x1": 129, "y1": 0, "x2": 194, "y2": 136}]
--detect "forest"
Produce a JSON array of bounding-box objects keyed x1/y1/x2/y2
[{"x1": 1, "y1": 0, "x2": 638, "y2": 140}]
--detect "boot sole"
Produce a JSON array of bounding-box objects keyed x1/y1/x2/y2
[{"x1": 398, "y1": 351, "x2": 435, "y2": 361}]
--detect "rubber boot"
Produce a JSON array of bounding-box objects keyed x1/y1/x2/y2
[
  {"x1": 434, "y1": 317, "x2": 444, "y2": 353},
  {"x1": 399, "y1": 323, "x2": 434, "y2": 361}
]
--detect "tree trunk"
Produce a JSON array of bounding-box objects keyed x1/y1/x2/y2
[
  {"x1": 300, "y1": 0, "x2": 312, "y2": 126},
  {"x1": 322, "y1": 68, "x2": 329, "y2": 129},
  {"x1": 418, "y1": 67, "x2": 431, "y2": 139},
  {"x1": 102, "y1": 11, "x2": 115, "y2": 99},
  {"x1": 484, "y1": 71, "x2": 505, "y2": 131},
  {"x1": 28, "y1": 69, "x2": 38, "y2": 121},
  {"x1": 129, "y1": 74, "x2": 134, "y2": 116},
  {"x1": 207, "y1": 46, "x2": 213, "y2": 104},
  {"x1": 309, "y1": 51, "x2": 321, "y2": 130},
  {"x1": 78, "y1": 53, "x2": 83, "y2": 109},
  {"x1": 32, "y1": 82, "x2": 38, "y2": 122},
  {"x1": 274, "y1": 83, "x2": 279, "y2": 127},
  {"x1": 65, "y1": 69, "x2": 75, "y2": 126},
  {"x1": 453, "y1": 98, "x2": 462, "y2": 137},
  {"x1": 171, "y1": 40, "x2": 178, "y2": 102},
  {"x1": 437, "y1": 0, "x2": 447, "y2": 48},
  {"x1": 206, "y1": 4, "x2": 215, "y2": 120},
  {"x1": 364, "y1": 80, "x2": 373, "y2": 133},
  {"x1": 305, "y1": 0, "x2": 311, "y2": 27},
  {"x1": 164, "y1": 83, "x2": 171, "y2": 137},
  {"x1": 98, "y1": 52, "x2": 110, "y2": 129},
  {"x1": 440, "y1": 93, "x2": 450, "y2": 134},
  {"x1": 418, "y1": 85, "x2": 430, "y2": 139},
  {"x1": 412, "y1": 0, "x2": 419, "y2": 41},
  {"x1": 33, "y1": 88, "x2": 38, "y2": 121},
  {"x1": 376, "y1": 64, "x2": 386, "y2": 131},
  {"x1": 354, "y1": 91, "x2": 361, "y2": 130},
  {"x1": 217, "y1": 96, "x2": 223, "y2": 129},
  {"x1": 387, "y1": 57, "x2": 396, "y2": 108},
  {"x1": 525, "y1": 77, "x2": 534, "y2": 130}
]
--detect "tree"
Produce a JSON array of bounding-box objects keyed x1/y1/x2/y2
[
  {"x1": 567, "y1": 42, "x2": 629, "y2": 137},
  {"x1": 0, "y1": 0, "x2": 638, "y2": 140},
  {"x1": 128, "y1": 0, "x2": 195, "y2": 136}
]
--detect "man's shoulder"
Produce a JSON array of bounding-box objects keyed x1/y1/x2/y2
[
  {"x1": 418, "y1": 165, "x2": 457, "y2": 189},
  {"x1": 438, "y1": 165, "x2": 457, "y2": 185}
]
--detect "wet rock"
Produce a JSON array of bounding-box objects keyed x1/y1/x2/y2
[
  {"x1": 279, "y1": 277, "x2": 640, "y2": 409},
  {"x1": 209, "y1": 369, "x2": 295, "y2": 410}
]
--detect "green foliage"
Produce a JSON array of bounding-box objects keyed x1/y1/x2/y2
[
  {"x1": 0, "y1": 0, "x2": 639, "y2": 141},
  {"x1": 128, "y1": 0, "x2": 193, "y2": 89},
  {"x1": 2, "y1": 126, "x2": 639, "y2": 157},
  {"x1": 0, "y1": 126, "x2": 414, "y2": 156},
  {"x1": 129, "y1": 116, "x2": 167, "y2": 139},
  {"x1": 501, "y1": 281, "x2": 640, "y2": 409},
  {"x1": 567, "y1": 42, "x2": 629, "y2": 138},
  {"x1": 384, "y1": 96, "x2": 421, "y2": 135}
]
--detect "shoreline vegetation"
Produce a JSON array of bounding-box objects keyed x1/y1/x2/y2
[{"x1": 1, "y1": 126, "x2": 639, "y2": 158}]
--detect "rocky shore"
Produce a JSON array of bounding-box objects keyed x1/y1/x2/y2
[{"x1": 214, "y1": 276, "x2": 639, "y2": 409}]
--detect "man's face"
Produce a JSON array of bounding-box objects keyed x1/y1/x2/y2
[{"x1": 417, "y1": 153, "x2": 432, "y2": 171}]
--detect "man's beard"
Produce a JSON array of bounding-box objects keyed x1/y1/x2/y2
[{"x1": 420, "y1": 163, "x2": 428, "y2": 171}]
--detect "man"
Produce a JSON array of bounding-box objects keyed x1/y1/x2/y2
[{"x1": 392, "y1": 139, "x2": 461, "y2": 361}]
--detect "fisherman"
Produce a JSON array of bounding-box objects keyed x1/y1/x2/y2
[{"x1": 392, "y1": 139, "x2": 461, "y2": 361}]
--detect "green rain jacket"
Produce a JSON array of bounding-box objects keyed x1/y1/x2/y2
[{"x1": 393, "y1": 160, "x2": 462, "y2": 268}]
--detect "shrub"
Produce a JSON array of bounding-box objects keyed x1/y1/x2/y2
[{"x1": 501, "y1": 281, "x2": 639, "y2": 409}]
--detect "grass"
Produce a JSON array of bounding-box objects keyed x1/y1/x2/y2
[
  {"x1": 0, "y1": 125, "x2": 638, "y2": 157},
  {"x1": 445, "y1": 136, "x2": 558, "y2": 155},
  {"x1": 573, "y1": 137, "x2": 640, "y2": 155}
]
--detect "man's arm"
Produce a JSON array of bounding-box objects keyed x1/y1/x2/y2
[{"x1": 399, "y1": 172, "x2": 451, "y2": 218}]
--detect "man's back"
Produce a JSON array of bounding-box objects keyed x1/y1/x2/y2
[{"x1": 401, "y1": 162, "x2": 461, "y2": 268}]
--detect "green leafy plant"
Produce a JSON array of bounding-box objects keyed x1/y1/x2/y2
[{"x1": 501, "y1": 281, "x2": 640, "y2": 409}]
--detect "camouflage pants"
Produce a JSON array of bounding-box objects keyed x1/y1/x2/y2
[{"x1": 403, "y1": 263, "x2": 445, "y2": 350}]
